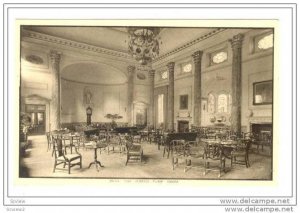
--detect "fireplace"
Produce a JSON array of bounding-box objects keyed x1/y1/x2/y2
[
  {"x1": 178, "y1": 120, "x2": 189, "y2": 133},
  {"x1": 251, "y1": 123, "x2": 272, "y2": 135}
]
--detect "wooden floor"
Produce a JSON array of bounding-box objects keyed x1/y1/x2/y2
[{"x1": 21, "y1": 135, "x2": 272, "y2": 180}]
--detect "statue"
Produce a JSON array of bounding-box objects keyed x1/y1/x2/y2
[{"x1": 84, "y1": 87, "x2": 93, "y2": 105}]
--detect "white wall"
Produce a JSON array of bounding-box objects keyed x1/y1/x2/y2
[
  {"x1": 61, "y1": 79, "x2": 128, "y2": 123},
  {"x1": 153, "y1": 28, "x2": 273, "y2": 131}
]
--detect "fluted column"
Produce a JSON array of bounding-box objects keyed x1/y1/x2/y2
[
  {"x1": 49, "y1": 50, "x2": 61, "y2": 131},
  {"x1": 127, "y1": 65, "x2": 135, "y2": 125},
  {"x1": 148, "y1": 70, "x2": 155, "y2": 127},
  {"x1": 167, "y1": 62, "x2": 175, "y2": 131},
  {"x1": 192, "y1": 50, "x2": 203, "y2": 127},
  {"x1": 230, "y1": 33, "x2": 244, "y2": 134}
]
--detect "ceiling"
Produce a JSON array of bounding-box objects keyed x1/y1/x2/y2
[
  {"x1": 23, "y1": 26, "x2": 218, "y2": 85},
  {"x1": 24, "y1": 26, "x2": 217, "y2": 55}
]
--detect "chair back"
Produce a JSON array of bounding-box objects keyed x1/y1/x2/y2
[
  {"x1": 204, "y1": 141, "x2": 224, "y2": 160},
  {"x1": 53, "y1": 138, "x2": 64, "y2": 159},
  {"x1": 62, "y1": 134, "x2": 72, "y2": 146},
  {"x1": 185, "y1": 141, "x2": 204, "y2": 157},
  {"x1": 109, "y1": 135, "x2": 120, "y2": 144},
  {"x1": 170, "y1": 140, "x2": 186, "y2": 155}
]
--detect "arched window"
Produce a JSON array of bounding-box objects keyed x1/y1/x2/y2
[
  {"x1": 217, "y1": 93, "x2": 228, "y2": 113},
  {"x1": 254, "y1": 33, "x2": 274, "y2": 53},
  {"x1": 258, "y1": 34, "x2": 273, "y2": 50},
  {"x1": 208, "y1": 93, "x2": 215, "y2": 114}
]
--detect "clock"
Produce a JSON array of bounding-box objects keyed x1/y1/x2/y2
[{"x1": 86, "y1": 107, "x2": 92, "y2": 115}]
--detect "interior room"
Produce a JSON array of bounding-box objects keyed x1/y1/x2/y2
[{"x1": 19, "y1": 25, "x2": 273, "y2": 179}]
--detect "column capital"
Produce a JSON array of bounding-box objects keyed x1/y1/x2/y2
[
  {"x1": 49, "y1": 50, "x2": 61, "y2": 65},
  {"x1": 166, "y1": 62, "x2": 175, "y2": 73},
  {"x1": 127, "y1": 65, "x2": 136, "y2": 74},
  {"x1": 229, "y1": 33, "x2": 244, "y2": 49},
  {"x1": 192, "y1": 50, "x2": 203, "y2": 64}
]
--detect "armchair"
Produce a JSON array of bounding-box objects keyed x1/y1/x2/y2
[{"x1": 231, "y1": 139, "x2": 252, "y2": 168}]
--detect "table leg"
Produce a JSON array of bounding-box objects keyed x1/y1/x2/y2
[{"x1": 88, "y1": 148, "x2": 104, "y2": 171}]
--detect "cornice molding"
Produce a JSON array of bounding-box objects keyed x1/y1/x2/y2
[
  {"x1": 153, "y1": 28, "x2": 227, "y2": 62},
  {"x1": 22, "y1": 28, "x2": 227, "y2": 65},
  {"x1": 61, "y1": 77, "x2": 128, "y2": 87},
  {"x1": 21, "y1": 29, "x2": 132, "y2": 60}
]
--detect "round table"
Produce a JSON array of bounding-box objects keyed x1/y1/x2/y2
[{"x1": 88, "y1": 141, "x2": 107, "y2": 171}]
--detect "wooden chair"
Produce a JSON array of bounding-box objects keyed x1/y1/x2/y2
[
  {"x1": 52, "y1": 138, "x2": 82, "y2": 174},
  {"x1": 231, "y1": 139, "x2": 252, "y2": 168},
  {"x1": 163, "y1": 133, "x2": 198, "y2": 158},
  {"x1": 46, "y1": 132, "x2": 54, "y2": 156},
  {"x1": 252, "y1": 132, "x2": 272, "y2": 155},
  {"x1": 61, "y1": 134, "x2": 74, "y2": 154},
  {"x1": 203, "y1": 142, "x2": 226, "y2": 178},
  {"x1": 184, "y1": 141, "x2": 205, "y2": 172},
  {"x1": 125, "y1": 138, "x2": 143, "y2": 165},
  {"x1": 170, "y1": 140, "x2": 187, "y2": 170},
  {"x1": 107, "y1": 135, "x2": 122, "y2": 154}
]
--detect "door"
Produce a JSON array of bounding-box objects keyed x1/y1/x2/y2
[
  {"x1": 26, "y1": 105, "x2": 46, "y2": 135},
  {"x1": 178, "y1": 121, "x2": 189, "y2": 133}
]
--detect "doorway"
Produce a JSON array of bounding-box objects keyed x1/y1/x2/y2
[
  {"x1": 25, "y1": 104, "x2": 46, "y2": 135},
  {"x1": 178, "y1": 120, "x2": 189, "y2": 133}
]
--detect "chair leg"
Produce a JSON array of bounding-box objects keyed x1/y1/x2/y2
[
  {"x1": 172, "y1": 157, "x2": 175, "y2": 170},
  {"x1": 203, "y1": 161, "x2": 207, "y2": 175},
  {"x1": 68, "y1": 162, "x2": 71, "y2": 174},
  {"x1": 125, "y1": 155, "x2": 129, "y2": 166},
  {"x1": 246, "y1": 155, "x2": 250, "y2": 167},
  {"x1": 53, "y1": 161, "x2": 57, "y2": 173}
]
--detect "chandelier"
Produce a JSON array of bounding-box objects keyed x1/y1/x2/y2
[{"x1": 128, "y1": 27, "x2": 160, "y2": 65}]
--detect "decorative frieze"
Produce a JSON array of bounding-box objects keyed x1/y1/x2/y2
[
  {"x1": 154, "y1": 28, "x2": 226, "y2": 62},
  {"x1": 22, "y1": 29, "x2": 132, "y2": 60}
]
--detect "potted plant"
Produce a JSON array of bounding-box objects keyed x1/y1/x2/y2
[
  {"x1": 20, "y1": 112, "x2": 32, "y2": 142},
  {"x1": 104, "y1": 114, "x2": 123, "y2": 129}
]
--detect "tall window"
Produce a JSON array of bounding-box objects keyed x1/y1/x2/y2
[
  {"x1": 217, "y1": 94, "x2": 228, "y2": 113},
  {"x1": 208, "y1": 93, "x2": 215, "y2": 113},
  {"x1": 157, "y1": 94, "x2": 164, "y2": 123}
]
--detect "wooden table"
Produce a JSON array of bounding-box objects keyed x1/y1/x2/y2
[
  {"x1": 201, "y1": 139, "x2": 238, "y2": 159},
  {"x1": 88, "y1": 141, "x2": 107, "y2": 171}
]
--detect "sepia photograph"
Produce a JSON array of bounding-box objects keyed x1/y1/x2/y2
[
  {"x1": 19, "y1": 24, "x2": 274, "y2": 180},
  {"x1": 3, "y1": 2, "x2": 297, "y2": 211}
]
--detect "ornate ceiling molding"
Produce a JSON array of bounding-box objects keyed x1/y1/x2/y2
[
  {"x1": 153, "y1": 28, "x2": 227, "y2": 62},
  {"x1": 21, "y1": 29, "x2": 132, "y2": 60},
  {"x1": 22, "y1": 28, "x2": 227, "y2": 64}
]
